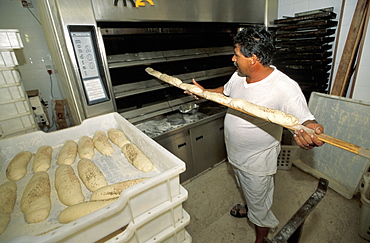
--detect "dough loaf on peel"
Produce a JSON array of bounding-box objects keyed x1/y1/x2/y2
[
  {"x1": 58, "y1": 199, "x2": 117, "y2": 224},
  {"x1": 6, "y1": 151, "x2": 33, "y2": 181},
  {"x1": 33, "y1": 145, "x2": 52, "y2": 172},
  {"x1": 202, "y1": 91, "x2": 233, "y2": 105},
  {"x1": 90, "y1": 178, "x2": 147, "y2": 201},
  {"x1": 121, "y1": 143, "x2": 154, "y2": 173},
  {"x1": 0, "y1": 181, "x2": 17, "y2": 234},
  {"x1": 55, "y1": 164, "x2": 85, "y2": 206},
  {"x1": 57, "y1": 140, "x2": 78, "y2": 165},
  {"x1": 146, "y1": 67, "x2": 182, "y2": 87},
  {"x1": 108, "y1": 128, "x2": 130, "y2": 148},
  {"x1": 230, "y1": 98, "x2": 299, "y2": 126},
  {"x1": 145, "y1": 67, "x2": 161, "y2": 79},
  {"x1": 188, "y1": 85, "x2": 203, "y2": 95},
  {"x1": 78, "y1": 136, "x2": 95, "y2": 160},
  {"x1": 77, "y1": 159, "x2": 108, "y2": 192},
  {"x1": 20, "y1": 171, "x2": 51, "y2": 223},
  {"x1": 93, "y1": 130, "x2": 114, "y2": 156},
  {"x1": 146, "y1": 68, "x2": 299, "y2": 127}
]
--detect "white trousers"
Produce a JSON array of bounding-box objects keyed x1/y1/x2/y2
[{"x1": 233, "y1": 167, "x2": 279, "y2": 228}]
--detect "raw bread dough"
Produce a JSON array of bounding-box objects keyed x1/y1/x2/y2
[
  {"x1": 108, "y1": 128, "x2": 130, "y2": 148},
  {"x1": 229, "y1": 98, "x2": 299, "y2": 126},
  {"x1": 93, "y1": 130, "x2": 114, "y2": 156},
  {"x1": 33, "y1": 145, "x2": 52, "y2": 172},
  {"x1": 121, "y1": 143, "x2": 154, "y2": 173},
  {"x1": 58, "y1": 199, "x2": 117, "y2": 224},
  {"x1": 145, "y1": 67, "x2": 161, "y2": 79},
  {"x1": 55, "y1": 164, "x2": 85, "y2": 206},
  {"x1": 145, "y1": 68, "x2": 299, "y2": 127},
  {"x1": 77, "y1": 159, "x2": 108, "y2": 192},
  {"x1": 145, "y1": 67, "x2": 182, "y2": 87},
  {"x1": 20, "y1": 171, "x2": 51, "y2": 223},
  {"x1": 6, "y1": 151, "x2": 33, "y2": 181},
  {"x1": 0, "y1": 181, "x2": 17, "y2": 234},
  {"x1": 160, "y1": 74, "x2": 182, "y2": 87},
  {"x1": 0, "y1": 213, "x2": 10, "y2": 236},
  {"x1": 202, "y1": 91, "x2": 233, "y2": 105},
  {"x1": 57, "y1": 140, "x2": 78, "y2": 165},
  {"x1": 188, "y1": 85, "x2": 203, "y2": 95},
  {"x1": 78, "y1": 136, "x2": 95, "y2": 160},
  {"x1": 90, "y1": 178, "x2": 147, "y2": 200}
]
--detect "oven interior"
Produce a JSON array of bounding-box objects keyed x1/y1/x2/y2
[{"x1": 98, "y1": 22, "x2": 242, "y2": 124}]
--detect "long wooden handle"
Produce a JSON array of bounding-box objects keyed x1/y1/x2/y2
[
  {"x1": 146, "y1": 68, "x2": 370, "y2": 159},
  {"x1": 284, "y1": 124, "x2": 370, "y2": 159},
  {"x1": 194, "y1": 92, "x2": 370, "y2": 159}
]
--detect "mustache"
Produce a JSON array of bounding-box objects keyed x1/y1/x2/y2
[{"x1": 233, "y1": 61, "x2": 238, "y2": 68}]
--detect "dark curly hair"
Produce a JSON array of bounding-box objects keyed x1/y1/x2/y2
[{"x1": 233, "y1": 25, "x2": 275, "y2": 66}]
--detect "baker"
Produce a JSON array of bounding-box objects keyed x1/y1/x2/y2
[{"x1": 187, "y1": 25, "x2": 325, "y2": 243}]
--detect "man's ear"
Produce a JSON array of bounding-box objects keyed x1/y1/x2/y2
[{"x1": 250, "y1": 54, "x2": 259, "y2": 65}]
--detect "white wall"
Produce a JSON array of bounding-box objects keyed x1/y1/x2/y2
[
  {"x1": 278, "y1": 0, "x2": 370, "y2": 102},
  {"x1": 0, "y1": 0, "x2": 63, "y2": 131}
]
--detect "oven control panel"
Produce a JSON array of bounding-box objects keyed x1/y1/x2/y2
[{"x1": 69, "y1": 26, "x2": 109, "y2": 105}]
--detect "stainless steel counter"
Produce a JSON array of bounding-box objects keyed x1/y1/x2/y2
[
  {"x1": 135, "y1": 101, "x2": 227, "y2": 182},
  {"x1": 135, "y1": 101, "x2": 227, "y2": 140}
]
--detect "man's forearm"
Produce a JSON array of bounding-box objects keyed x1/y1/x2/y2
[
  {"x1": 302, "y1": 120, "x2": 318, "y2": 126},
  {"x1": 204, "y1": 86, "x2": 225, "y2": 94}
]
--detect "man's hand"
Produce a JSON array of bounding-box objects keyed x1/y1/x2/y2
[
  {"x1": 184, "y1": 79, "x2": 205, "y2": 100},
  {"x1": 293, "y1": 122, "x2": 325, "y2": 149}
]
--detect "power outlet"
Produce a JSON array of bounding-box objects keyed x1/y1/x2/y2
[
  {"x1": 21, "y1": 0, "x2": 33, "y2": 8},
  {"x1": 46, "y1": 65, "x2": 53, "y2": 74}
]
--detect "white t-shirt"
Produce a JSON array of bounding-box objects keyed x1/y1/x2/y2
[{"x1": 223, "y1": 66, "x2": 315, "y2": 175}]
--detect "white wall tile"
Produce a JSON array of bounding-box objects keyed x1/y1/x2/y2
[
  {"x1": 279, "y1": 0, "x2": 295, "y2": 7},
  {"x1": 278, "y1": 4, "x2": 295, "y2": 18},
  {"x1": 293, "y1": 1, "x2": 310, "y2": 13},
  {"x1": 352, "y1": 85, "x2": 370, "y2": 102}
]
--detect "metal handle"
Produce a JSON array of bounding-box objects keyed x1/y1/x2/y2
[
  {"x1": 178, "y1": 142, "x2": 187, "y2": 148},
  {"x1": 195, "y1": 135, "x2": 203, "y2": 141}
]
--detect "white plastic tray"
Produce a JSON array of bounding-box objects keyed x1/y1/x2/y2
[
  {"x1": 0, "y1": 29, "x2": 23, "y2": 50},
  {"x1": 295, "y1": 92, "x2": 370, "y2": 199},
  {"x1": 0, "y1": 112, "x2": 187, "y2": 242},
  {"x1": 106, "y1": 186, "x2": 189, "y2": 243}
]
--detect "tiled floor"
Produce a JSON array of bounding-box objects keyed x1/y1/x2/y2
[{"x1": 182, "y1": 162, "x2": 368, "y2": 243}]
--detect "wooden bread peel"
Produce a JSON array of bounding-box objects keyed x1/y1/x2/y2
[{"x1": 145, "y1": 67, "x2": 370, "y2": 160}]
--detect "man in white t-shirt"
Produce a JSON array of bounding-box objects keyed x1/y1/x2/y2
[{"x1": 189, "y1": 25, "x2": 325, "y2": 243}]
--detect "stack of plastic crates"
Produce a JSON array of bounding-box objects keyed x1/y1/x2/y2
[
  {"x1": 277, "y1": 129, "x2": 300, "y2": 170},
  {"x1": 0, "y1": 29, "x2": 37, "y2": 138},
  {"x1": 0, "y1": 113, "x2": 191, "y2": 243}
]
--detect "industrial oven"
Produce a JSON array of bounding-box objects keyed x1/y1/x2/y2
[{"x1": 37, "y1": 0, "x2": 277, "y2": 181}]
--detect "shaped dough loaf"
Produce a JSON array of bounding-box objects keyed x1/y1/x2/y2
[
  {"x1": 93, "y1": 130, "x2": 114, "y2": 156},
  {"x1": 33, "y1": 145, "x2": 52, "y2": 172},
  {"x1": 6, "y1": 151, "x2": 32, "y2": 181},
  {"x1": 0, "y1": 181, "x2": 17, "y2": 234},
  {"x1": 202, "y1": 91, "x2": 233, "y2": 105},
  {"x1": 121, "y1": 143, "x2": 154, "y2": 173},
  {"x1": 20, "y1": 171, "x2": 51, "y2": 223},
  {"x1": 90, "y1": 178, "x2": 147, "y2": 201},
  {"x1": 77, "y1": 159, "x2": 108, "y2": 192},
  {"x1": 145, "y1": 67, "x2": 161, "y2": 78},
  {"x1": 145, "y1": 67, "x2": 182, "y2": 87},
  {"x1": 55, "y1": 164, "x2": 85, "y2": 206},
  {"x1": 58, "y1": 199, "x2": 117, "y2": 224},
  {"x1": 108, "y1": 128, "x2": 130, "y2": 148},
  {"x1": 78, "y1": 136, "x2": 95, "y2": 159},
  {"x1": 229, "y1": 98, "x2": 299, "y2": 126},
  {"x1": 57, "y1": 140, "x2": 78, "y2": 165}
]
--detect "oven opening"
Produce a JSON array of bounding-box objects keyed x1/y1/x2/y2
[{"x1": 98, "y1": 21, "x2": 243, "y2": 124}]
